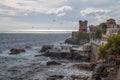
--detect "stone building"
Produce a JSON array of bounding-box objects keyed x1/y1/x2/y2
[
  {"x1": 71, "y1": 20, "x2": 88, "y2": 40},
  {"x1": 106, "y1": 19, "x2": 116, "y2": 28},
  {"x1": 79, "y1": 20, "x2": 88, "y2": 32},
  {"x1": 89, "y1": 25, "x2": 100, "y2": 32},
  {"x1": 106, "y1": 19, "x2": 120, "y2": 36},
  {"x1": 101, "y1": 19, "x2": 120, "y2": 45},
  {"x1": 72, "y1": 31, "x2": 79, "y2": 40}
]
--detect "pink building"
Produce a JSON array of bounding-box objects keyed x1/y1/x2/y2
[
  {"x1": 106, "y1": 19, "x2": 116, "y2": 28},
  {"x1": 89, "y1": 25, "x2": 100, "y2": 32}
]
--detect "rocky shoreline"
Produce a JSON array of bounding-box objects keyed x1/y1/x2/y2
[
  {"x1": 0, "y1": 57, "x2": 92, "y2": 80},
  {"x1": 0, "y1": 44, "x2": 92, "y2": 80},
  {"x1": 3, "y1": 42, "x2": 118, "y2": 80},
  {"x1": 41, "y1": 52, "x2": 90, "y2": 62}
]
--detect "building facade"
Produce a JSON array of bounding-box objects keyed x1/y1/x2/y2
[
  {"x1": 89, "y1": 25, "x2": 100, "y2": 33},
  {"x1": 106, "y1": 19, "x2": 120, "y2": 36},
  {"x1": 79, "y1": 20, "x2": 88, "y2": 32},
  {"x1": 106, "y1": 19, "x2": 116, "y2": 28}
]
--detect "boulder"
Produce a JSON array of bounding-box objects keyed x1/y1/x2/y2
[
  {"x1": 47, "y1": 75, "x2": 64, "y2": 80},
  {"x1": 92, "y1": 61, "x2": 115, "y2": 79},
  {"x1": 34, "y1": 54, "x2": 42, "y2": 57},
  {"x1": 42, "y1": 52, "x2": 70, "y2": 59},
  {"x1": 73, "y1": 63, "x2": 95, "y2": 71},
  {"x1": 40, "y1": 45, "x2": 53, "y2": 52},
  {"x1": 65, "y1": 38, "x2": 78, "y2": 44},
  {"x1": 46, "y1": 61, "x2": 61, "y2": 66},
  {"x1": 10, "y1": 48, "x2": 25, "y2": 55},
  {"x1": 70, "y1": 75, "x2": 89, "y2": 80},
  {"x1": 42, "y1": 51, "x2": 90, "y2": 62},
  {"x1": 70, "y1": 75, "x2": 81, "y2": 79},
  {"x1": 25, "y1": 45, "x2": 32, "y2": 49}
]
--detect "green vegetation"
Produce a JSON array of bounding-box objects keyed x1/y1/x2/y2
[
  {"x1": 65, "y1": 32, "x2": 89, "y2": 45},
  {"x1": 99, "y1": 23, "x2": 107, "y2": 34},
  {"x1": 77, "y1": 32, "x2": 90, "y2": 41},
  {"x1": 98, "y1": 33, "x2": 120, "y2": 59},
  {"x1": 118, "y1": 30, "x2": 120, "y2": 34},
  {"x1": 91, "y1": 23, "x2": 107, "y2": 39},
  {"x1": 92, "y1": 30, "x2": 102, "y2": 39}
]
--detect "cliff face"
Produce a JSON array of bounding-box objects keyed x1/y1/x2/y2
[
  {"x1": 42, "y1": 51, "x2": 90, "y2": 62},
  {"x1": 104, "y1": 67, "x2": 118, "y2": 80},
  {"x1": 65, "y1": 32, "x2": 90, "y2": 45},
  {"x1": 65, "y1": 38, "x2": 79, "y2": 44},
  {"x1": 92, "y1": 56, "x2": 120, "y2": 80}
]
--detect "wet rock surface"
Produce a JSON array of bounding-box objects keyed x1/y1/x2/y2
[
  {"x1": 65, "y1": 38, "x2": 78, "y2": 44},
  {"x1": 46, "y1": 61, "x2": 61, "y2": 66},
  {"x1": 70, "y1": 75, "x2": 89, "y2": 80},
  {"x1": 9, "y1": 48, "x2": 25, "y2": 55},
  {"x1": 92, "y1": 61, "x2": 117, "y2": 80},
  {"x1": 42, "y1": 52, "x2": 90, "y2": 62},
  {"x1": 0, "y1": 46, "x2": 92, "y2": 80},
  {"x1": 47, "y1": 75, "x2": 64, "y2": 80},
  {"x1": 0, "y1": 57, "x2": 92, "y2": 80},
  {"x1": 40, "y1": 45, "x2": 53, "y2": 52},
  {"x1": 25, "y1": 45, "x2": 32, "y2": 49},
  {"x1": 65, "y1": 38, "x2": 89, "y2": 45},
  {"x1": 73, "y1": 63, "x2": 95, "y2": 71}
]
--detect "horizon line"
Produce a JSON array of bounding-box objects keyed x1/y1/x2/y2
[{"x1": 0, "y1": 29, "x2": 77, "y2": 33}]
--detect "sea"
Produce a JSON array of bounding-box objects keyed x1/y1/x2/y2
[
  {"x1": 0, "y1": 33, "x2": 71, "y2": 50},
  {"x1": 0, "y1": 33, "x2": 91, "y2": 80}
]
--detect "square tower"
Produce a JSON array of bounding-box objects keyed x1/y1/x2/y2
[{"x1": 79, "y1": 20, "x2": 88, "y2": 32}]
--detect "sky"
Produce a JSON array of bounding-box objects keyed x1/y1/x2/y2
[{"x1": 0, "y1": 0, "x2": 120, "y2": 32}]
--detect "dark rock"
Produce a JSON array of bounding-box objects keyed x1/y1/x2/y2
[
  {"x1": 47, "y1": 75, "x2": 64, "y2": 80},
  {"x1": 65, "y1": 38, "x2": 78, "y2": 44},
  {"x1": 92, "y1": 61, "x2": 115, "y2": 79},
  {"x1": 46, "y1": 61, "x2": 61, "y2": 66},
  {"x1": 70, "y1": 75, "x2": 89, "y2": 80},
  {"x1": 70, "y1": 75, "x2": 81, "y2": 79},
  {"x1": 25, "y1": 45, "x2": 32, "y2": 49},
  {"x1": 10, "y1": 48, "x2": 25, "y2": 55},
  {"x1": 42, "y1": 51, "x2": 90, "y2": 62},
  {"x1": 65, "y1": 38, "x2": 89, "y2": 45},
  {"x1": 42, "y1": 52, "x2": 70, "y2": 59},
  {"x1": 34, "y1": 54, "x2": 42, "y2": 57},
  {"x1": 40, "y1": 45, "x2": 53, "y2": 52},
  {"x1": 73, "y1": 63, "x2": 94, "y2": 71}
]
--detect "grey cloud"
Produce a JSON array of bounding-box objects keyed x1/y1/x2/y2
[{"x1": 80, "y1": 8, "x2": 111, "y2": 17}]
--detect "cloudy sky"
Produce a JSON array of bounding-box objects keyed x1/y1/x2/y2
[{"x1": 0, "y1": 0, "x2": 120, "y2": 32}]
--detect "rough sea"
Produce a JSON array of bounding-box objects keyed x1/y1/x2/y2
[{"x1": 0, "y1": 33, "x2": 91, "y2": 80}]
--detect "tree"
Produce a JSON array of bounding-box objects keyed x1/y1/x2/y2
[
  {"x1": 99, "y1": 23, "x2": 107, "y2": 34},
  {"x1": 92, "y1": 30, "x2": 102, "y2": 39},
  {"x1": 98, "y1": 33, "x2": 120, "y2": 59},
  {"x1": 118, "y1": 30, "x2": 120, "y2": 34}
]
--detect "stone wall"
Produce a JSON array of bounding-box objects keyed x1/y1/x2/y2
[
  {"x1": 72, "y1": 31, "x2": 79, "y2": 40},
  {"x1": 79, "y1": 20, "x2": 88, "y2": 29},
  {"x1": 90, "y1": 43, "x2": 100, "y2": 62}
]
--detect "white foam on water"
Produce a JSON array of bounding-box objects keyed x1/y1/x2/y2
[{"x1": 0, "y1": 33, "x2": 92, "y2": 80}]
